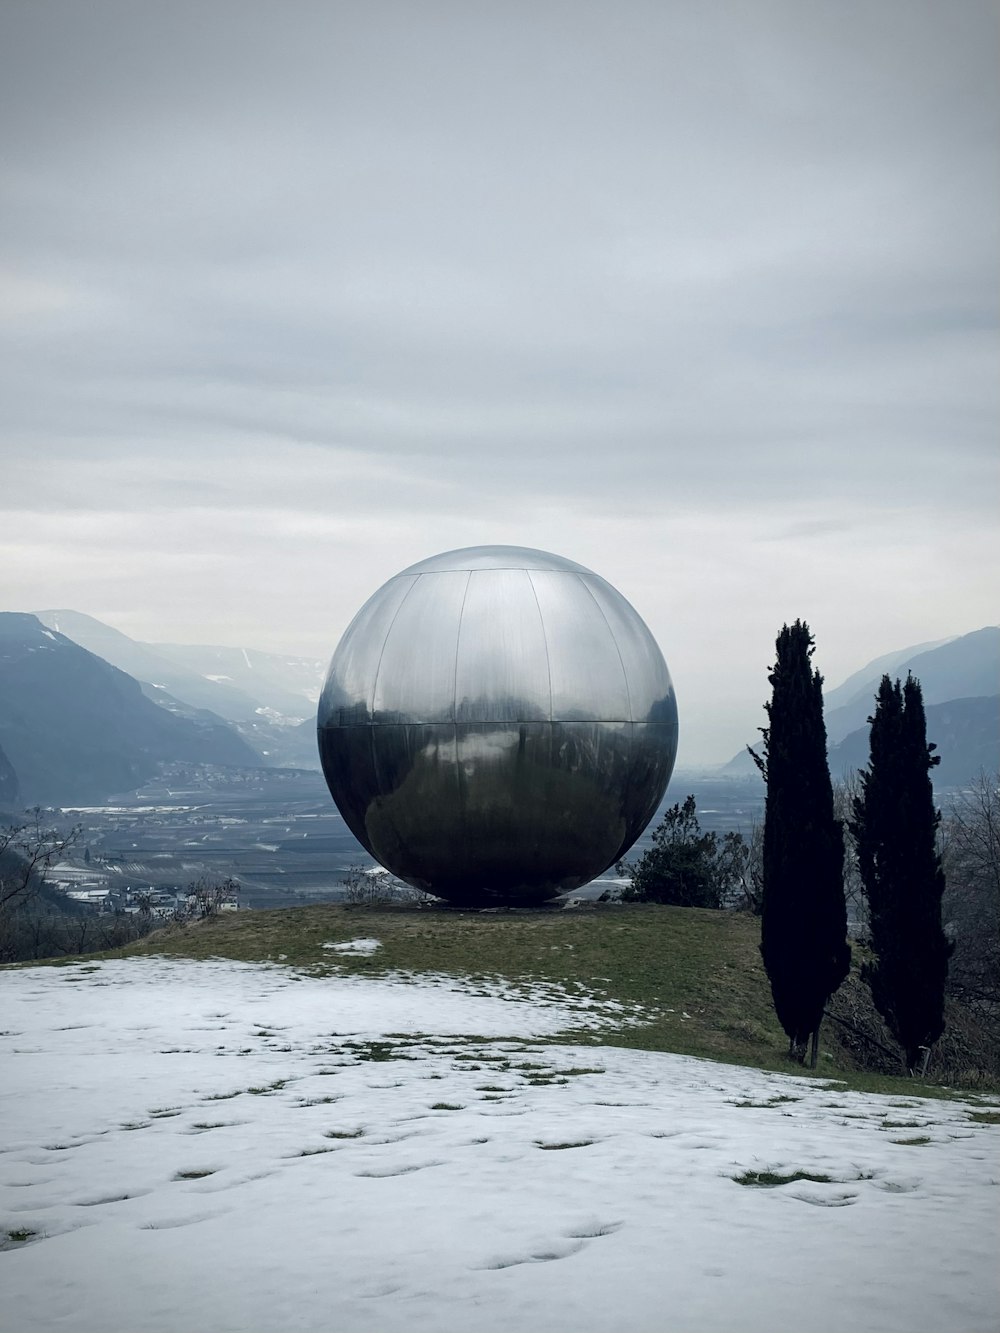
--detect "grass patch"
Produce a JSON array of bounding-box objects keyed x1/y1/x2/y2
[
  {"x1": 173, "y1": 1169, "x2": 217, "y2": 1180},
  {"x1": 968, "y1": 1109, "x2": 1000, "y2": 1125},
  {"x1": 6, "y1": 1228, "x2": 38, "y2": 1243},
  {"x1": 728, "y1": 1093, "x2": 802, "y2": 1108},
  {"x1": 889, "y1": 1135, "x2": 933, "y2": 1146},
  {"x1": 430, "y1": 1102, "x2": 463, "y2": 1111},
  {"x1": 84, "y1": 901, "x2": 997, "y2": 1095},
  {"x1": 344, "y1": 1040, "x2": 415, "y2": 1063},
  {"x1": 324, "y1": 1128, "x2": 365, "y2": 1139},
  {"x1": 733, "y1": 1169, "x2": 833, "y2": 1187},
  {"x1": 536, "y1": 1139, "x2": 594, "y2": 1150}
]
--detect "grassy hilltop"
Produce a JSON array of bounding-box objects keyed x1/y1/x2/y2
[{"x1": 116, "y1": 901, "x2": 998, "y2": 1097}]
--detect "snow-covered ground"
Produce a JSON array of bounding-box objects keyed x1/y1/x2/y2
[{"x1": 2, "y1": 956, "x2": 997, "y2": 1333}]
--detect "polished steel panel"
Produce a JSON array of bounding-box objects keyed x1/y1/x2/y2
[
  {"x1": 318, "y1": 574, "x2": 417, "y2": 725},
  {"x1": 527, "y1": 569, "x2": 630, "y2": 721},
  {"x1": 579, "y1": 574, "x2": 677, "y2": 724},
  {"x1": 402, "y1": 545, "x2": 591, "y2": 575},
  {"x1": 372, "y1": 570, "x2": 469, "y2": 723},
  {"x1": 317, "y1": 722, "x2": 380, "y2": 849},
  {"x1": 318, "y1": 545, "x2": 678, "y2": 906},
  {"x1": 455, "y1": 570, "x2": 550, "y2": 723}
]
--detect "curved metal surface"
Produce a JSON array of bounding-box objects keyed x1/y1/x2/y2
[{"x1": 318, "y1": 545, "x2": 678, "y2": 905}]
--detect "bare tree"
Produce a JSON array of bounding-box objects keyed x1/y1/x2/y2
[
  {"x1": 340, "y1": 865, "x2": 428, "y2": 906},
  {"x1": 181, "y1": 876, "x2": 241, "y2": 919},
  {"x1": 0, "y1": 810, "x2": 79, "y2": 916},
  {"x1": 726, "y1": 817, "x2": 764, "y2": 913},
  {"x1": 832, "y1": 773, "x2": 868, "y2": 937},
  {"x1": 941, "y1": 771, "x2": 1000, "y2": 1013},
  {"x1": 0, "y1": 813, "x2": 84, "y2": 961}
]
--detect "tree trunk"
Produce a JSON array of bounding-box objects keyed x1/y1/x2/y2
[{"x1": 809, "y1": 1023, "x2": 820, "y2": 1069}]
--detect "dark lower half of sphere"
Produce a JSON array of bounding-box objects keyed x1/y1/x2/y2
[{"x1": 319, "y1": 720, "x2": 677, "y2": 906}]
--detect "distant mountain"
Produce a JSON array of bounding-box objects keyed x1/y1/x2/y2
[
  {"x1": 722, "y1": 627, "x2": 999, "y2": 784},
  {"x1": 149, "y1": 643, "x2": 324, "y2": 717},
  {"x1": 37, "y1": 611, "x2": 269, "y2": 724},
  {"x1": 829, "y1": 696, "x2": 1000, "y2": 789},
  {"x1": 36, "y1": 611, "x2": 324, "y2": 770},
  {"x1": 0, "y1": 739, "x2": 20, "y2": 811},
  {"x1": 824, "y1": 628, "x2": 999, "y2": 744},
  {"x1": 822, "y1": 637, "x2": 953, "y2": 714},
  {"x1": 0, "y1": 614, "x2": 265, "y2": 805}
]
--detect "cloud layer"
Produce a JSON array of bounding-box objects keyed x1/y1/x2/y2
[{"x1": 2, "y1": 1, "x2": 997, "y2": 762}]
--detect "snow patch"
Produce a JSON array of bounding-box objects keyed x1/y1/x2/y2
[
  {"x1": 322, "y1": 938, "x2": 383, "y2": 956},
  {"x1": 0, "y1": 958, "x2": 997, "y2": 1333}
]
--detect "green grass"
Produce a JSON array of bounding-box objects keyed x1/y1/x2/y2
[
  {"x1": 733, "y1": 1169, "x2": 833, "y2": 1187},
  {"x1": 44, "y1": 900, "x2": 1000, "y2": 1098},
  {"x1": 344, "y1": 1039, "x2": 416, "y2": 1063},
  {"x1": 123, "y1": 901, "x2": 785, "y2": 1061}
]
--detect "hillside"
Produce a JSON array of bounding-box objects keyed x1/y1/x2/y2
[
  {"x1": 829, "y1": 696, "x2": 1000, "y2": 787},
  {"x1": 5, "y1": 951, "x2": 997, "y2": 1333},
  {"x1": 124, "y1": 901, "x2": 998, "y2": 1088},
  {"x1": 37, "y1": 610, "x2": 322, "y2": 770},
  {"x1": 824, "y1": 627, "x2": 999, "y2": 743},
  {"x1": 37, "y1": 610, "x2": 273, "y2": 724},
  {"x1": 821, "y1": 636, "x2": 953, "y2": 714},
  {"x1": 0, "y1": 613, "x2": 265, "y2": 805},
  {"x1": 0, "y1": 740, "x2": 20, "y2": 811}
]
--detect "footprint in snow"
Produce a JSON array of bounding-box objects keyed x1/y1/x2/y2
[
  {"x1": 355, "y1": 1160, "x2": 445, "y2": 1178},
  {"x1": 477, "y1": 1238, "x2": 585, "y2": 1269}
]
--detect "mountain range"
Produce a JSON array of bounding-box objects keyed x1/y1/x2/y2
[
  {"x1": 823, "y1": 627, "x2": 999, "y2": 744},
  {"x1": 1, "y1": 610, "x2": 995, "y2": 810},
  {"x1": 36, "y1": 610, "x2": 324, "y2": 770},
  {"x1": 0, "y1": 614, "x2": 265, "y2": 806},
  {"x1": 724, "y1": 626, "x2": 999, "y2": 784}
]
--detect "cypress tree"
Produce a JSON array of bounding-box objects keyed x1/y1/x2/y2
[
  {"x1": 851, "y1": 674, "x2": 951, "y2": 1074},
  {"x1": 752, "y1": 621, "x2": 850, "y2": 1065}
]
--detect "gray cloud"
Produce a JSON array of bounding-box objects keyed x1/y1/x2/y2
[{"x1": 1, "y1": 0, "x2": 997, "y2": 762}]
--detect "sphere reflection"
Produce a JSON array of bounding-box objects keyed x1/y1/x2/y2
[{"x1": 318, "y1": 545, "x2": 677, "y2": 905}]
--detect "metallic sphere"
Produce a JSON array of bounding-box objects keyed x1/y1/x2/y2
[{"x1": 318, "y1": 545, "x2": 678, "y2": 906}]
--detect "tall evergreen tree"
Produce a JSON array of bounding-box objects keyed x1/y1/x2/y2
[
  {"x1": 751, "y1": 621, "x2": 850, "y2": 1065},
  {"x1": 850, "y1": 674, "x2": 951, "y2": 1073}
]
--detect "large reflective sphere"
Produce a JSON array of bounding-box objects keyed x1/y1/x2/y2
[{"x1": 318, "y1": 546, "x2": 678, "y2": 905}]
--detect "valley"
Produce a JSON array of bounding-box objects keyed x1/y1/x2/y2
[{"x1": 52, "y1": 769, "x2": 767, "y2": 911}]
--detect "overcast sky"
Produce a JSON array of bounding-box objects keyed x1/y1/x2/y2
[{"x1": 1, "y1": 0, "x2": 996, "y2": 764}]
